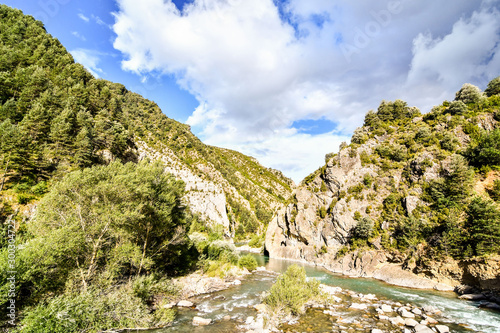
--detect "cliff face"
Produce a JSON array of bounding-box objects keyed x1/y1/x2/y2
[{"x1": 266, "y1": 98, "x2": 500, "y2": 291}]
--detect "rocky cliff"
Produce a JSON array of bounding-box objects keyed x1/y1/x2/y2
[{"x1": 266, "y1": 95, "x2": 500, "y2": 291}]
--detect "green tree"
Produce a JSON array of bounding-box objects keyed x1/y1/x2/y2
[
  {"x1": 455, "y1": 83, "x2": 482, "y2": 104},
  {"x1": 485, "y1": 76, "x2": 500, "y2": 97},
  {"x1": 465, "y1": 197, "x2": 500, "y2": 255},
  {"x1": 465, "y1": 128, "x2": 500, "y2": 167}
]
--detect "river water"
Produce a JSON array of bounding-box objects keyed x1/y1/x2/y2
[{"x1": 151, "y1": 254, "x2": 500, "y2": 333}]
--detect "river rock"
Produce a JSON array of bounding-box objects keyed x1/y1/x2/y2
[
  {"x1": 223, "y1": 315, "x2": 231, "y2": 321},
  {"x1": 380, "y1": 304, "x2": 392, "y2": 312},
  {"x1": 459, "y1": 293, "x2": 486, "y2": 300},
  {"x1": 422, "y1": 305, "x2": 440, "y2": 315},
  {"x1": 163, "y1": 302, "x2": 176, "y2": 309},
  {"x1": 177, "y1": 300, "x2": 194, "y2": 307},
  {"x1": 254, "y1": 304, "x2": 267, "y2": 312},
  {"x1": 390, "y1": 316, "x2": 406, "y2": 326},
  {"x1": 232, "y1": 279, "x2": 242, "y2": 285},
  {"x1": 378, "y1": 314, "x2": 389, "y2": 320},
  {"x1": 399, "y1": 309, "x2": 415, "y2": 318},
  {"x1": 423, "y1": 316, "x2": 438, "y2": 324},
  {"x1": 350, "y1": 303, "x2": 368, "y2": 310},
  {"x1": 412, "y1": 307, "x2": 422, "y2": 315},
  {"x1": 192, "y1": 316, "x2": 211, "y2": 326},
  {"x1": 414, "y1": 324, "x2": 434, "y2": 333},
  {"x1": 479, "y1": 302, "x2": 500, "y2": 310},
  {"x1": 371, "y1": 329, "x2": 384, "y2": 333},
  {"x1": 256, "y1": 266, "x2": 266, "y2": 271},
  {"x1": 405, "y1": 318, "x2": 419, "y2": 327},
  {"x1": 435, "y1": 325, "x2": 450, "y2": 333}
]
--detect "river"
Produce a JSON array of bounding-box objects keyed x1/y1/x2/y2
[{"x1": 150, "y1": 254, "x2": 500, "y2": 333}]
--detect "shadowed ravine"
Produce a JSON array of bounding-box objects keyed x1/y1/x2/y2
[{"x1": 148, "y1": 254, "x2": 500, "y2": 333}]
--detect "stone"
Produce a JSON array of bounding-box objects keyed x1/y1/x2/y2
[
  {"x1": 245, "y1": 316, "x2": 254, "y2": 325},
  {"x1": 378, "y1": 315, "x2": 389, "y2": 321},
  {"x1": 405, "y1": 318, "x2": 419, "y2": 327},
  {"x1": 422, "y1": 305, "x2": 440, "y2": 315},
  {"x1": 163, "y1": 302, "x2": 176, "y2": 309},
  {"x1": 424, "y1": 316, "x2": 438, "y2": 325},
  {"x1": 223, "y1": 315, "x2": 231, "y2": 321},
  {"x1": 371, "y1": 329, "x2": 384, "y2": 333},
  {"x1": 256, "y1": 266, "x2": 266, "y2": 271},
  {"x1": 177, "y1": 300, "x2": 194, "y2": 307},
  {"x1": 459, "y1": 293, "x2": 486, "y2": 301},
  {"x1": 232, "y1": 279, "x2": 242, "y2": 285},
  {"x1": 389, "y1": 316, "x2": 405, "y2": 326},
  {"x1": 412, "y1": 307, "x2": 422, "y2": 315},
  {"x1": 435, "y1": 325, "x2": 450, "y2": 333},
  {"x1": 192, "y1": 316, "x2": 211, "y2": 326},
  {"x1": 380, "y1": 304, "x2": 392, "y2": 312},
  {"x1": 349, "y1": 303, "x2": 368, "y2": 310},
  {"x1": 400, "y1": 309, "x2": 415, "y2": 318},
  {"x1": 414, "y1": 324, "x2": 434, "y2": 333},
  {"x1": 479, "y1": 302, "x2": 500, "y2": 310}
]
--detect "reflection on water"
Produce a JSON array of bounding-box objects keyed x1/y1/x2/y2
[{"x1": 147, "y1": 254, "x2": 500, "y2": 333}]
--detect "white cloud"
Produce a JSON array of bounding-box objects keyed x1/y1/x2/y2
[
  {"x1": 78, "y1": 13, "x2": 89, "y2": 22},
  {"x1": 71, "y1": 31, "x2": 86, "y2": 41},
  {"x1": 112, "y1": 0, "x2": 500, "y2": 182},
  {"x1": 70, "y1": 49, "x2": 104, "y2": 78}
]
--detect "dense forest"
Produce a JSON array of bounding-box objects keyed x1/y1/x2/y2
[{"x1": 0, "y1": 5, "x2": 288, "y2": 331}]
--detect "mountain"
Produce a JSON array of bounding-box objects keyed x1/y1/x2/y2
[
  {"x1": 265, "y1": 84, "x2": 500, "y2": 290},
  {"x1": 0, "y1": 4, "x2": 292, "y2": 238}
]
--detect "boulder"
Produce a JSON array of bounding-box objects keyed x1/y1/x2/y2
[
  {"x1": 232, "y1": 279, "x2": 242, "y2": 285},
  {"x1": 400, "y1": 309, "x2": 415, "y2": 318},
  {"x1": 389, "y1": 316, "x2": 405, "y2": 326},
  {"x1": 405, "y1": 318, "x2": 419, "y2": 327},
  {"x1": 414, "y1": 324, "x2": 434, "y2": 333},
  {"x1": 435, "y1": 325, "x2": 450, "y2": 333},
  {"x1": 177, "y1": 300, "x2": 194, "y2": 307},
  {"x1": 350, "y1": 303, "x2": 368, "y2": 310},
  {"x1": 254, "y1": 304, "x2": 267, "y2": 312},
  {"x1": 459, "y1": 293, "x2": 486, "y2": 301},
  {"x1": 371, "y1": 329, "x2": 384, "y2": 333},
  {"x1": 192, "y1": 316, "x2": 211, "y2": 326},
  {"x1": 380, "y1": 304, "x2": 392, "y2": 313},
  {"x1": 412, "y1": 307, "x2": 422, "y2": 315}
]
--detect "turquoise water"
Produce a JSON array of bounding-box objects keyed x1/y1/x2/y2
[{"x1": 149, "y1": 254, "x2": 500, "y2": 333}]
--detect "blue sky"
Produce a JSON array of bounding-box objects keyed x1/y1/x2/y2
[{"x1": 2, "y1": 0, "x2": 500, "y2": 182}]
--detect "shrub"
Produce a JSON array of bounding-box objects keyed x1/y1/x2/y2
[
  {"x1": 440, "y1": 132, "x2": 459, "y2": 151},
  {"x1": 19, "y1": 288, "x2": 153, "y2": 333},
  {"x1": 318, "y1": 206, "x2": 327, "y2": 218},
  {"x1": 264, "y1": 265, "x2": 320, "y2": 316},
  {"x1": 363, "y1": 173, "x2": 373, "y2": 187},
  {"x1": 248, "y1": 234, "x2": 264, "y2": 248},
  {"x1": 466, "y1": 128, "x2": 500, "y2": 167},
  {"x1": 485, "y1": 76, "x2": 500, "y2": 97},
  {"x1": 238, "y1": 254, "x2": 258, "y2": 271},
  {"x1": 447, "y1": 100, "x2": 467, "y2": 115},
  {"x1": 490, "y1": 180, "x2": 500, "y2": 202},
  {"x1": 351, "y1": 217, "x2": 373, "y2": 239},
  {"x1": 455, "y1": 83, "x2": 483, "y2": 104}
]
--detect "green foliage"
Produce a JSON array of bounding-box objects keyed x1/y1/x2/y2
[
  {"x1": 320, "y1": 180, "x2": 327, "y2": 192},
  {"x1": 465, "y1": 128, "x2": 500, "y2": 168},
  {"x1": 490, "y1": 180, "x2": 500, "y2": 202},
  {"x1": 362, "y1": 173, "x2": 373, "y2": 187},
  {"x1": 455, "y1": 83, "x2": 483, "y2": 104},
  {"x1": 18, "y1": 287, "x2": 155, "y2": 333},
  {"x1": 248, "y1": 234, "x2": 264, "y2": 248},
  {"x1": 238, "y1": 254, "x2": 258, "y2": 271},
  {"x1": 485, "y1": 76, "x2": 500, "y2": 97},
  {"x1": 206, "y1": 240, "x2": 238, "y2": 264},
  {"x1": 264, "y1": 265, "x2": 320, "y2": 316},
  {"x1": 351, "y1": 217, "x2": 373, "y2": 239},
  {"x1": 465, "y1": 197, "x2": 500, "y2": 255},
  {"x1": 447, "y1": 100, "x2": 467, "y2": 115},
  {"x1": 440, "y1": 132, "x2": 459, "y2": 151},
  {"x1": 317, "y1": 206, "x2": 327, "y2": 219}
]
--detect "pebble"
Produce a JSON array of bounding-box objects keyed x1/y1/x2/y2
[
  {"x1": 223, "y1": 315, "x2": 231, "y2": 321},
  {"x1": 380, "y1": 304, "x2": 392, "y2": 313},
  {"x1": 389, "y1": 316, "x2": 405, "y2": 326},
  {"x1": 400, "y1": 309, "x2": 415, "y2": 318},
  {"x1": 405, "y1": 318, "x2": 419, "y2": 327},
  {"x1": 412, "y1": 307, "x2": 422, "y2": 315},
  {"x1": 177, "y1": 300, "x2": 194, "y2": 307},
  {"x1": 192, "y1": 316, "x2": 211, "y2": 326},
  {"x1": 459, "y1": 294, "x2": 486, "y2": 301},
  {"x1": 414, "y1": 324, "x2": 434, "y2": 333},
  {"x1": 371, "y1": 329, "x2": 384, "y2": 333},
  {"x1": 349, "y1": 303, "x2": 368, "y2": 310},
  {"x1": 435, "y1": 325, "x2": 450, "y2": 333},
  {"x1": 232, "y1": 279, "x2": 242, "y2": 285}
]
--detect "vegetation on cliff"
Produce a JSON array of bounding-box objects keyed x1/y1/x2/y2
[{"x1": 301, "y1": 76, "x2": 500, "y2": 266}]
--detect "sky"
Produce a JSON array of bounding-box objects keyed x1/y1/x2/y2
[{"x1": 3, "y1": 0, "x2": 500, "y2": 182}]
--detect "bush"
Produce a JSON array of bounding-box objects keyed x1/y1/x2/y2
[
  {"x1": 264, "y1": 265, "x2": 320, "y2": 316},
  {"x1": 238, "y1": 254, "x2": 258, "y2": 271},
  {"x1": 351, "y1": 217, "x2": 373, "y2": 239},
  {"x1": 465, "y1": 197, "x2": 500, "y2": 255},
  {"x1": 490, "y1": 180, "x2": 500, "y2": 202},
  {"x1": 206, "y1": 240, "x2": 238, "y2": 263},
  {"x1": 19, "y1": 288, "x2": 153, "y2": 333},
  {"x1": 485, "y1": 76, "x2": 500, "y2": 97},
  {"x1": 248, "y1": 234, "x2": 264, "y2": 248},
  {"x1": 455, "y1": 83, "x2": 483, "y2": 104},
  {"x1": 447, "y1": 100, "x2": 467, "y2": 115},
  {"x1": 466, "y1": 128, "x2": 500, "y2": 167}
]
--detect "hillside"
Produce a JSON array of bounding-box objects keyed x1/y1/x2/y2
[
  {"x1": 266, "y1": 81, "x2": 500, "y2": 290},
  {"x1": 0, "y1": 4, "x2": 292, "y2": 240}
]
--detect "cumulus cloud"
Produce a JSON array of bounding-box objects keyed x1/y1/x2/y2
[{"x1": 112, "y1": 0, "x2": 500, "y2": 181}]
